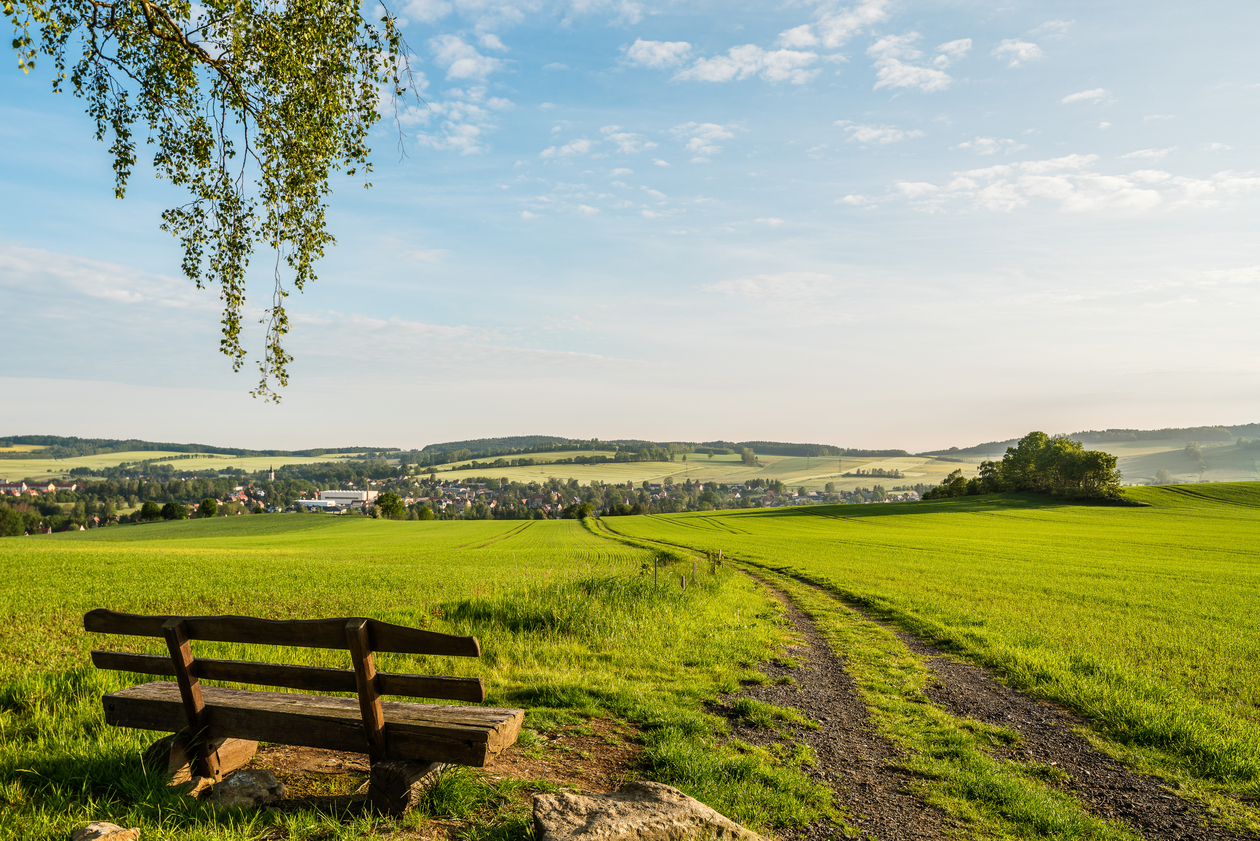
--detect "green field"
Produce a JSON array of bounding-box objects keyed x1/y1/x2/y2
[
  {"x1": 0, "y1": 451, "x2": 370, "y2": 482},
  {"x1": 607, "y1": 485, "x2": 1260, "y2": 820},
  {"x1": 0, "y1": 516, "x2": 825, "y2": 839},
  {"x1": 432, "y1": 449, "x2": 975, "y2": 492},
  {"x1": 5, "y1": 486, "x2": 1260, "y2": 839}
]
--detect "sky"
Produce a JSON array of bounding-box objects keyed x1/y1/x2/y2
[{"x1": 2, "y1": 0, "x2": 1259, "y2": 452}]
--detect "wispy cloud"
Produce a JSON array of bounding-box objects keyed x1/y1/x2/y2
[
  {"x1": 991, "y1": 39, "x2": 1044, "y2": 68},
  {"x1": 868, "y1": 33, "x2": 953, "y2": 93},
  {"x1": 623, "y1": 38, "x2": 692, "y2": 68},
  {"x1": 1120, "y1": 147, "x2": 1176, "y2": 160},
  {"x1": 670, "y1": 122, "x2": 736, "y2": 161},
  {"x1": 1061, "y1": 88, "x2": 1110, "y2": 104},
  {"x1": 954, "y1": 136, "x2": 1027, "y2": 155},
  {"x1": 837, "y1": 121, "x2": 924, "y2": 144},
  {"x1": 706, "y1": 272, "x2": 837, "y2": 300},
  {"x1": 428, "y1": 35, "x2": 506, "y2": 81},
  {"x1": 675, "y1": 44, "x2": 821, "y2": 85}
]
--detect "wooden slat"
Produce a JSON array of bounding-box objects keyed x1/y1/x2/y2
[
  {"x1": 162, "y1": 618, "x2": 218, "y2": 779},
  {"x1": 84, "y1": 609, "x2": 480, "y2": 657},
  {"x1": 103, "y1": 682, "x2": 523, "y2": 766},
  {"x1": 347, "y1": 618, "x2": 387, "y2": 761},
  {"x1": 91, "y1": 651, "x2": 486, "y2": 702}
]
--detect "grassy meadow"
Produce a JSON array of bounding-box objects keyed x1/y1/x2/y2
[
  {"x1": 1, "y1": 517, "x2": 830, "y2": 839},
  {"x1": 607, "y1": 485, "x2": 1260, "y2": 824},
  {"x1": 5, "y1": 484, "x2": 1260, "y2": 839}
]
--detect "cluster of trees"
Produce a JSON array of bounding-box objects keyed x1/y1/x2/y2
[
  {"x1": 843, "y1": 468, "x2": 904, "y2": 478},
  {"x1": 925, "y1": 432, "x2": 1122, "y2": 500}
]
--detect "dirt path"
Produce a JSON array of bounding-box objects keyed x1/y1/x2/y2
[
  {"x1": 722, "y1": 585, "x2": 957, "y2": 841},
  {"x1": 734, "y1": 573, "x2": 1257, "y2": 841}
]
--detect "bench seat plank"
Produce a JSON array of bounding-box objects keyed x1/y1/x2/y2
[{"x1": 104, "y1": 682, "x2": 523, "y2": 767}]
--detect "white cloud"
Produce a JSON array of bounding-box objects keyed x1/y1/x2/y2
[
  {"x1": 1061, "y1": 88, "x2": 1110, "y2": 104},
  {"x1": 479, "y1": 33, "x2": 507, "y2": 51},
  {"x1": 542, "y1": 62, "x2": 570, "y2": 71},
  {"x1": 624, "y1": 38, "x2": 692, "y2": 69},
  {"x1": 600, "y1": 125, "x2": 658, "y2": 154},
  {"x1": 653, "y1": 158, "x2": 670, "y2": 167},
  {"x1": 520, "y1": 210, "x2": 538, "y2": 219},
  {"x1": 399, "y1": 0, "x2": 451, "y2": 25},
  {"x1": 755, "y1": 217, "x2": 784, "y2": 226},
  {"x1": 577, "y1": 204, "x2": 600, "y2": 214},
  {"x1": 954, "y1": 136, "x2": 1027, "y2": 155},
  {"x1": 1143, "y1": 114, "x2": 1175, "y2": 122},
  {"x1": 838, "y1": 194, "x2": 869, "y2": 205},
  {"x1": 778, "y1": 25, "x2": 818, "y2": 48},
  {"x1": 1099, "y1": 121, "x2": 1111, "y2": 130},
  {"x1": 640, "y1": 209, "x2": 659, "y2": 218},
  {"x1": 1030, "y1": 19, "x2": 1073, "y2": 38},
  {"x1": 868, "y1": 33, "x2": 953, "y2": 93},
  {"x1": 676, "y1": 44, "x2": 820, "y2": 85},
  {"x1": 935, "y1": 38, "x2": 972, "y2": 66},
  {"x1": 1120, "y1": 147, "x2": 1176, "y2": 160},
  {"x1": 814, "y1": 0, "x2": 890, "y2": 49},
  {"x1": 540, "y1": 138, "x2": 593, "y2": 158},
  {"x1": 839, "y1": 122, "x2": 924, "y2": 144},
  {"x1": 884, "y1": 153, "x2": 1260, "y2": 214},
  {"x1": 409, "y1": 88, "x2": 506, "y2": 155},
  {"x1": 428, "y1": 35, "x2": 506, "y2": 81},
  {"x1": 609, "y1": 167, "x2": 633, "y2": 176},
  {"x1": 1205, "y1": 142, "x2": 1233, "y2": 152},
  {"x1": 670, "y1": 122, "x2": 736, "y2": 157},
  {"x1": 706, "y1": 272, "x2": 836, "y2": 300},
  {"x1": 991, "y1": 39, "x2": 1044, "y2": 68}
]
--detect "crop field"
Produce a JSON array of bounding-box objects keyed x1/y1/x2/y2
[
  {"x1": 606, "y1": 484, "x2": 1260, "y2": 824},
  {"x1": 0, "y1": 516, "x2": 827, "y2": 839},
  {"x1": 0, "y1": 451, "x2": 370, "y2": 482},
  {"x1": 432, "y1": 450, "x2": 974, "y2": 491}
]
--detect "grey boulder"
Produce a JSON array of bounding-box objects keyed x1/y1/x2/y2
[
  {"x1": 71, "y1": 823, "x2": 140, "y2": 841},
  {"x1": 208, "y1": 768, "x2": 286, "y2": 810},
  {"x1": 533, "y1": 781, "x2": 770, "y2": 841}
]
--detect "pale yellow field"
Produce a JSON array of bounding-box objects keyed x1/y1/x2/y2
[
  {"x1": 0, "y1": 450, "x2": 368, "y2": 481},
  {"x1": 0, "y1": 445, "x2": 44, "y2": 453},
  {"x1": 429, "y1": 449, "x2": 975, "y2": 491}
]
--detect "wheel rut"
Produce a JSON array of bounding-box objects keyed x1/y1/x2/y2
[{"x1": 732, "y1": 573, "x2": 1258, "y2": 841}]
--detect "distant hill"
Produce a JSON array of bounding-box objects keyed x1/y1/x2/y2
[
  {"x1": 920, "y1": 423, "x2": 1260, "y2": 458},
  {"x1": 0, "y1": 435, "x2": 392, "y2": 461}
]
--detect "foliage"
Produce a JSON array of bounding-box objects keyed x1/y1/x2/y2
[
  {"x1": 159, "y1": 501, "x2": 187, "y2": 520},
  {"x1": 925, "y1": 431, "x2": 1121, "y2": 500},
  {"x1": 199, "y1": 497, "x2": 217, "y2": 517},
  {"x1": 374, "y1": 491, "x2": 405, "y2": 520},
  {"x1": 3, "y1": 0, "x2": 410, "y2": 398}
]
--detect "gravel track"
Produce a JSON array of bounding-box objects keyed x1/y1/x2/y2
[{"x1": 727, "y1": 573, "x2": 1257, "y2": 841}]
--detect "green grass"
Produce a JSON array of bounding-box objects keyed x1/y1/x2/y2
[
  {"x1": 0, "y1": 516, "x2": 830, "y2": 839},
  {"x1": 605, "y1": 486, "x2": 1260, "y2": 826}
]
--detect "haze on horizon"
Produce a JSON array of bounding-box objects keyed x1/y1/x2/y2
[{"x1": 2, "y1": 0, "x2": 1258, "y2": 453}]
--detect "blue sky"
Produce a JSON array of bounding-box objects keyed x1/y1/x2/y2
[{"x1": 2, "y1": 0, "x2": 1258, "y2": 451}]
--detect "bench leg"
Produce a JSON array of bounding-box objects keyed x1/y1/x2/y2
[
  {"x1": 368, "y1": 759, "x2": 442, "y2": 815},
  {"x1": 151, "y1": 732, "x2": 258, "y2": 784}
]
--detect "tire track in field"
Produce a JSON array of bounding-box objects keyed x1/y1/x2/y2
[
  {"x1": 760, "y1": 570, "x2": 1259, "y2": 841},
  {"x1": 455, "y1": 520, "x2": 534, "y2": 550}
]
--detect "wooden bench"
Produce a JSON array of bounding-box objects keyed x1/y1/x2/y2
[{"x1": 85, "y1": 609, "x2": 525, "y2": 813}]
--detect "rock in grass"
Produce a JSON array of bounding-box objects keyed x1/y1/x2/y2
[
  {"x1": 71, "y1": 823, "x2": 140, "y2": 841},
  {"x1": 533, "y1": 781, "x2": 769, "y2": 841},
  {"x1": 208, "y1": 769, "x2": 286, "y2": 810}
]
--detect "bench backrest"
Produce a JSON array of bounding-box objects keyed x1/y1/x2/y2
[{"x1": 85, "y1": 609, "x2": 486, "y2": 703}]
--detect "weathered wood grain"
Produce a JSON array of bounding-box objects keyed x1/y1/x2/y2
[
  {"x1": 85, "y1": 609, "x2": 481, "y2": 657},
  {"x1": 104, "y1": 682, "x2": 524, "y2": 766},
  {"x1": 347, "y1": 618, "x2": 387, "y2": 761},
  {"x1": 90, "y1": 651, "x2": 486, "y2": 702}
]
